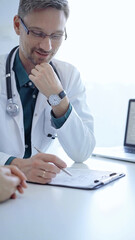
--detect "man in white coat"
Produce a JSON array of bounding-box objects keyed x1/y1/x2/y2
[{"x1": 0, "y1": 0, "x2": 95, "y2": 184}]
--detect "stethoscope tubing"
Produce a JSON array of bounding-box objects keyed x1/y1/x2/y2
[{"x1": 6, "y1": 46, "x2": 19, "y2": 100}]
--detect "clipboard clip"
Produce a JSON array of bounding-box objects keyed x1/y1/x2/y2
[{"x1": 94, "y1": 172, "x2": 125, "y2": 188}]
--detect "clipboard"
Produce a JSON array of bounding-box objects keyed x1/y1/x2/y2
[{"x1": 48, "y1": 168, "x2": 125, "y2": 190}]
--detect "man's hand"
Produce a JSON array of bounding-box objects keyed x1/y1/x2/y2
[
  {"x1": 0, "y1": 166, "x2": 27, "y2": 203},
  {"x1": 29, "y1": 62, "x2": 69, "y2": 117},
  {"x1": 29, "y1": 62, "x2": 63, "y2": 98},
  {"x1": 11, "y1": 153, "x2": 67, "y2": 184}
]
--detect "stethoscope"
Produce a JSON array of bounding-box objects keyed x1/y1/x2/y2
[{"x1": 6, "y1": 46, "x2": 60, "y2": 118}]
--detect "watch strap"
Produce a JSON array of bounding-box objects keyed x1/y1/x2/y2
[{"x1": 58, "y1": 90, "x2": 66, "y2": 99}]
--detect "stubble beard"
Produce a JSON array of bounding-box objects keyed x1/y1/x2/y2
[{"x1": 29, "y1": 48, "x2": 56, "y2": 66}]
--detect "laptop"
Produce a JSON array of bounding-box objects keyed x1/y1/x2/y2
[{"x1": 92, "y1": 99, "x2": 135, "y2": 162}]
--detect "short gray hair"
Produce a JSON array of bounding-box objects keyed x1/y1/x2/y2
[{"x1": 18, "y1": 0, "x2": 69, "y2": 19}]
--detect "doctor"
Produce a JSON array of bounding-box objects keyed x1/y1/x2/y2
[{"x1": 0, "y1": 0, "x2": 95, "y2": 184}]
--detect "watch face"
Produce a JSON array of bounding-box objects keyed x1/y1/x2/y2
[{"x1": 49, "y1": 94, "x2": 61, "y2": 106}]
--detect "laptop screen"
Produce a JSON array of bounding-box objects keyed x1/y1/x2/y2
[{"x1": 124, "y1": 100, "x2": 135, "y2": 146}]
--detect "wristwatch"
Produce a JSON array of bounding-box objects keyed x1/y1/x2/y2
[{"x1": 47, "y1": 90, "x2": 66, "y2": 106}]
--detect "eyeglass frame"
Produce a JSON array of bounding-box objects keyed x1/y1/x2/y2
[{"x1": 19, "y1": 17, "x2": 67, "y2": 41}]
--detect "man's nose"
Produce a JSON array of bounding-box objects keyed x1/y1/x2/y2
[{"x1": 39, "y1": 37, "x2": 52, "y2": 51}]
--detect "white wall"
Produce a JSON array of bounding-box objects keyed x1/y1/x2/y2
[
  {"x1": 1, "y1": 0, "x2": 135, "y2": 147},
  {"x1": 0, "y1": 0, "x2": 19, "y2": 51}
]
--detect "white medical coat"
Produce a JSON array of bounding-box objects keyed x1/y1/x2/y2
[{"x1": 0, "y1": 50, "x2": 95, "y2": 165}]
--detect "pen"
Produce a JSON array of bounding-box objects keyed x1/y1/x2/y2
[{"x1": 34, "y1": 146, "x2": 72, "y2": 177}]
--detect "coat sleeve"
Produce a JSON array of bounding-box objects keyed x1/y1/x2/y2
[{"x1": 53, "y1": 60, "x2": 96, "y2": 162}]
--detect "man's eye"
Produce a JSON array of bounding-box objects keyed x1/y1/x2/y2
[
  {"x1": 31, "y1": 31, "x2": 44, "y2": 37},
  {"x1": 51, "y1": 34, "x2": 63, "y2": 39}
]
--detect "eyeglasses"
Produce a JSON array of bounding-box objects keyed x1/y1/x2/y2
[{"x1": 19, "y1": 17, "x2": 67, "y2": 42}]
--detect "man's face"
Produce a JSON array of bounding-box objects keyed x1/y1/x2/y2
[{"x1": 14, "y1": 8, "x2": 67, "y2": 72}]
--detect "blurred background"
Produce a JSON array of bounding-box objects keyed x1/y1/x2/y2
[{"x1": 1, "y1": 0, "x2": 135, "y2": 147}]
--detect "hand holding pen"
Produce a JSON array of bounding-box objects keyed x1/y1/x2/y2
[
  {"x1": 11, "y1": 147, "x2": 71, "y2": 185},
  {"x1": 34, "y1": 147, "x2": 72, "y2": 177}
]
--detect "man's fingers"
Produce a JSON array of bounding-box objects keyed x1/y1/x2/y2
[
  {"x1": 29, "y1": 176, "x2": 52, "y2": 185},
  {"x1": 36, "y1": 153, "x2": 67, "y2": 169},
  {"x1": 35, "y1": 64, "x2": 42, "y2": 71},
  {"x1": 40, "y1": 162, "x2": 60, "y2": 174},
  {"x1": 32, "y1": 168, "x2": 57, "y2": 179},
  {"x1": 40, "y1": 169, "x2": 56, "y2": 179},
  {"x1": 30, "y1": 68, "x2": 39, "y2": 77}
]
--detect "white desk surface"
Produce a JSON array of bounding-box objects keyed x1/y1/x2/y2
[{"x1": 0, "y1": 146, "x2": 135, "y2": 240}]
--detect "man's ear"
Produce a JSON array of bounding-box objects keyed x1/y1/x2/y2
[{"x1": 13, "y1": 15, "x2": 20, "y2": 35}]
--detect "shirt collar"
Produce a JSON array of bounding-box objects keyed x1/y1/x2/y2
[{"x1": 13, "y1": 50, "x2": 30, "y2": 88}]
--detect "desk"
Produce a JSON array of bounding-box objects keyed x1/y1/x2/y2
[{"x1": 0, "y1": 146, "x2": 135, "y2": 240}]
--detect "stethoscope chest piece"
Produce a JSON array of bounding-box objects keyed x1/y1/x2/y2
[{"x1": 6, "y1": 98, "x2": 19, "y2": 117}]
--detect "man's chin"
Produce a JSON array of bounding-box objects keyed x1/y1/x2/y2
[
  {"x1": 29, "y1": 52, "x2": 54, "y2": 65},
  {"x1": 35, "y1": 56, "x2": 53, "y2": 65}
]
